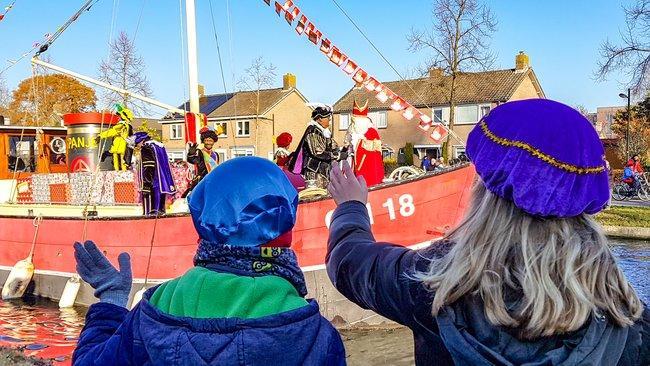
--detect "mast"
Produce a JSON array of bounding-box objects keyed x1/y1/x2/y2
[{"x1": 185, "y1": 0, "x2": 201, "y2": 142}]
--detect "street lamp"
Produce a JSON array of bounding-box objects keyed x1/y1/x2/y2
[{"x1": 619, "y1": 88, "x2": 631, "y2": 160}]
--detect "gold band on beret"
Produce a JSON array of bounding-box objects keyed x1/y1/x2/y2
[{"x1": 479, "y1": 120, "x2": 605, "y2": 174}]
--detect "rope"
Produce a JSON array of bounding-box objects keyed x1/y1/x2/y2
[
  {"x1": 141, "y1": 213, "x2": 159, "y2": 287},
  {"x1": 28, "y1": 215, "x2": 43, "y2": 260},
  {"x1": 208, "y1": 0, "x2": 228, "y2": 94},
  {"x1": 131, "y1": 0, "x2": 147, "y2": 44},
  {"x1": 225, "y1": 0, "x2": 240, "y2": 154},
  {"x1": 328, "y1": 0, "x2": 465, "y2": 146}
]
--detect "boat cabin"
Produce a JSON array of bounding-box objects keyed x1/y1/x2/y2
[{"x1": 0, "y1": 126, "x2": 68, "y2": 180}]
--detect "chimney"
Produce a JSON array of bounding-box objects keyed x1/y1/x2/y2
[
  {"x1": 515, "y1": 51, "x2": 530, "y2": 71},
  {"x1": 429, "y1": 67, "x2": 443, "y2": 78},
  {"x1": 283, "y1": 73, "x2": 296, "y2": 90},
  {"x1": 198, "y1": 84, "x2": 207, "y2": 105}
]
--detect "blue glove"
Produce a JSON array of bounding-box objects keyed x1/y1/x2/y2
[{"x1": 73, "y1": 241, "x2": 132, "y2": 308}]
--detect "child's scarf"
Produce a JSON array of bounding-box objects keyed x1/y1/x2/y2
[{"x1": 194, "y1": 240, "x2": 308, "y2": 297}]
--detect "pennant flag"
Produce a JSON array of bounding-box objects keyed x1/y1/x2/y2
[
  {"x1": 353, "y1": 68, "x2": 368, "y2": 84},
  {"x1": 295, "y1": 15, "x2": 307, "y2": 34},
  {"x1": 304, "y1": 22, "x2": 314, "y2": 37},
  {"x1": 0, "y1": 14, "x2": 4, "y2": 21},
  {"x1": 275, "y1": 2, "x2": 283, "y2": 15},
  {"x1": 308, "y1": 29, "x2": 322, "y2": 44},
  {"x1": 402, "y1": 106, "x2": 416, "y2": 120},
  {"x1": 418, "y1": 120, "x2": 431, "y2": 131},
  {"x1": 376, "y1": 88, "x2": 389, "y2": 103},
  {"x1": 329, "y1": 46, "x2": 343, "y2": 65},
  {"x1": 364, "y1": 77, "x2": 379, "y2": 91},
  {"x1": 429, "y1": 124, "x2": 448, "y2": 143},
  {"x1": 264, "y1": 0, "x2": 271, "y2": 5},
  {"x1": 343, "y1": 59, "x2": 358, "y2": 75},
  {"x1": 320, "y1": 38, "x2": 332, "y2": 54},
  {"x1": 282, "y1": 0, "x2": 293, "y2": 10},
  {"x1": 285, "y1": 6, "x2": 300, "y2": 24},
  {"x1": 390, "y1": 97, "x2": 406, "y2": 111}
]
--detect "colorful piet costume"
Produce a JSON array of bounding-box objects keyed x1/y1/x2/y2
[
  {"x1": 97, "y1": 105, "x2": 134, "y2": 171},
  {"x1": 182, "y1": 127, "x2": 220, "y2": 198},
  {"x1": 132, "y1": 132, "x2": 176, "y2": 215},
  {"x1": 349, "y1": 100, "x2": 385, "y2": 186},
  {"x1": 287, "y1": 106, "x2": 344, "y2": 188},
  {"x1": 72, "y1": 157, "x2": 345, "y2": 365}
]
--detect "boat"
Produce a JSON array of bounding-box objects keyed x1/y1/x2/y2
[{"x1": 0, "y1": 0, "x2": 475, "y2": 326}]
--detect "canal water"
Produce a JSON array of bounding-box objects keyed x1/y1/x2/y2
[{"x1": 0, "y1": 239, "x2": 647, "y2": 365}]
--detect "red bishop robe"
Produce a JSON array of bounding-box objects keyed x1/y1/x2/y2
[{"x1": 354, "y1": 127, "x2": 385, "y2": 186}]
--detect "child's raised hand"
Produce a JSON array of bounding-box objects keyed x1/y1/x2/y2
[{"x1": 328, "y1": 161, "x2": 368, "y2": 206}]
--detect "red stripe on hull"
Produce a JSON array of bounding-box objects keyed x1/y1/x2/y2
[{"x1": 0, "y1": 166, "x2": 475, "y2": 279}]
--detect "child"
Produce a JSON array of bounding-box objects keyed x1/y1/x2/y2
[
  {"x1": 326, "y1": 99, "x2": 648, "y2": 365},
  {"x1": 73, "y1": 157, "x2": 345, "y2": 365}
]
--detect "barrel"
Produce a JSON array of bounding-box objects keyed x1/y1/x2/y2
[{"x1": 63, "y1": 112, "x2": 120, "y2": 172}]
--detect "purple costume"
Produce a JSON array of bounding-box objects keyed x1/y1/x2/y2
[{"x1": 135, "y1": 132, "x2": 176, "y2": 215}]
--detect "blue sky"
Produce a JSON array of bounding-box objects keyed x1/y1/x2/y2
[{"x1": 0, "y1": 0, "x2": 635, "y2": 116}]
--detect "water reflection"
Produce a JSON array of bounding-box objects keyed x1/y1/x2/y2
[
  {"x1": 0, "y1": 239, "x2": 646, "y2": 364},
  {"x1": 0, "y1": 296, "x2": 85, "y2": 364}
]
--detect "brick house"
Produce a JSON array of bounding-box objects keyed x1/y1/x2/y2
[
  {"x1": 332, "y1": 52, "x2": 545, "y2": 163},
  {"x1": 159, "y1": 73, "x2": 311, "y2": 161}
]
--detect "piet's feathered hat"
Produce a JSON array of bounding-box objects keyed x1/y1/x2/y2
[
  {"x1": 188, "y1": 157, "x2": 298, "y2": 247},
  {"x1": 199, "y1": 126, "x2": 219, "y2": 142},
  {"x1": 466, "y1": 99, "x2": 609, "y2": 218},
  {"x1": 311, "y1": 105, "x2": 332, "y2": 120}
]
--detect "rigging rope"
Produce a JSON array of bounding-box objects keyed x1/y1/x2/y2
[
  {"x1": 328, "y1": 0, "x2": 465, "y2": 146},
  {"x1": 35, "y1": 0, "x2": 100, "y2": 57},
  {"x1": 225, "y1": 0, "x2": 240, "y2": 153},
  {"x1": 208, "y1": 0, "x2": 228, "y2": 94}
]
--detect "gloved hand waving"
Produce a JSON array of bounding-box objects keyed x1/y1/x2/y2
[{"x1": 74, "y1": 241, "x2": 132, "y2": 308}]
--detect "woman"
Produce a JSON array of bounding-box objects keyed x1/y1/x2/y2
[{"x1": 326, "y1": 99, "x2": 648, "y2": 365}]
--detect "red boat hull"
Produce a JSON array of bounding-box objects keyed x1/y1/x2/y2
[{"x1": 0, "y1": 166, "x2": 475, "y2": 280}]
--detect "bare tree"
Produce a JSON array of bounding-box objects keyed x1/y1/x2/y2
[
  {"x1": 98, "y1": 31, "x2": 152, "y2": 115},
  {"x1": 0, "y1": 75, "x2": 10, "y2": 114},
  {"x1": 237, "y1": 57, "x2": 277, "y2": 152},
  {"x1": 596, "y1": 0, "x2": 650, "y2": 95},
  {"x1": 407, "y1": 0, "x2": 497, "y2": 159}
]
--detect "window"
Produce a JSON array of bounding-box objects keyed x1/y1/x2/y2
[
  {"x1": 167, "y1": 151, "x2": 186, "y2": 162},
  {"x1": 170, "y1": 124, "x2": 184, "y2": 140},
  {"x1": 369, "y1": 111, "x2": 387, "y2": 128},
  {"x1": 433, "y1": 109, "x2": 444, "y2": 124},
  {"x1": 339, "y1": 114, "x2": 350, "y2": 130},
  {"x1": 480, "y1": 105, "x2": 491, "y2": 118},
  {"x1": 236, "y1": 121, "x2": 250, "y2": 137},
  {"x1": 453, "y1": 146, "x2": 466, "y2": 159},
  {"x1": 455, "y1": 105, "x2": 479, "y2": 124},
  {"x1": 213, "y1": 122, "x2": 228, "y2": 137},
  {"x1": 230, "y1": 147, "x2": 255, "y2": 157},
  {"x1": 382, "y1": 146, "x2": 394, "y2": 159},
  {"x1": 8, "y1": 136, "x2": 36, "y2": 172}
]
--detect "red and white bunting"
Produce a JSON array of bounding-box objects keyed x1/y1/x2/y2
[
  {"x1": 390, "y1": 97, "x2": 406, "y2": 111},
  {"x1": 429, "y1": 124, "x2": 448, "y2": 143},
  {"x1": 320, "y1": 38, "x2": 332, "y2": 54},
  {"x1": 342, "y1": 59, "x2": 358, "y2": 75},
  {"x1": 285, "y1": 6, "x2": 300, "y2": 24},
  {"x1": 353, "y1": 68, "x2": 368, "y2": 84},
  {"x1": 308, "y1": 28, "x2": 322, "y2": 44},
  {"x1": 262, "y1": 0, "x2": 454, "y2": 144},
  {"x1": 295, "y1": 15, "x2": 307, "y2": 34}
]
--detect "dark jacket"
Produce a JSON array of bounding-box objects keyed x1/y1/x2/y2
[
  {"x1": 73, "y1": 287, "x2": 345, "y2": 365},
  {"x1": 326, "y1": 201, "x2": 650, "y2": 366},
  {"x1": 288, "y1": 124, "x2": 340, "y2": 177}
]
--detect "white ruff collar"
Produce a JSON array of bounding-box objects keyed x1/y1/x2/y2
[{"x1": 309, "y1": 120, "x2": 332, "y2": 138}]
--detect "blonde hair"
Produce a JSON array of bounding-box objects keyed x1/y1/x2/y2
[{"x1": 417, "y1": 181, "x2": 643, "y2": 339}]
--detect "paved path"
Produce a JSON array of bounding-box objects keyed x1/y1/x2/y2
[{"x1": 610, "y1": 199, "x2": 650, "y2": 208}]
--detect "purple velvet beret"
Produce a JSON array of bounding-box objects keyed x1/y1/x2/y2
[{"x1": 466, "y1": 99, "x2": 609, "y2": 218}]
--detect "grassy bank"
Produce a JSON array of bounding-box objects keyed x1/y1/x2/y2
[
  {"x1": 0, "y1": 347, "x2": 50, "y2": 366},
  {"x1": 596, "y1": 205, "x2": 650, "y2": 228}
]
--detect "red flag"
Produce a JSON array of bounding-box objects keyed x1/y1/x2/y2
[
  {"x1": 285, "y1": 6, "x2": 300, "y2": 23},
  {"x1": 275, "y1": 2, "x2": 283, "y2": 15},
  {"x1": 390, "y1": 97, "x2": 406, "y2": 111},
  {"x1": 429, "y1": 124, "x2": 448, "y2": 143},
  {"x1": 263, "y1": 0, "x2": 271, "y2": 5},
  {"x1": 308, "y1": 29, "x2": 322, "y2": 44},
  {"x1": 295, "y1": 15, "x2": 307, "y2": 34},
  {"x1": 402, "y1": 106, "x2": 416, "y2": 120},
  {"x1": 320, "y1": 38, "x2": 332, "y2": 54},
  {"x1": 184, "y1": 113, "x2": 198, "y2": 144},
  {"x1": 353, "y1": 68, "x2": 368, "y2": 84},
  {"x1": 364, "y1": 77, "x2": 379, "y2": 91},
  {"x1": 343, "y1": 59, "x2": 358, "y2": 75}
]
